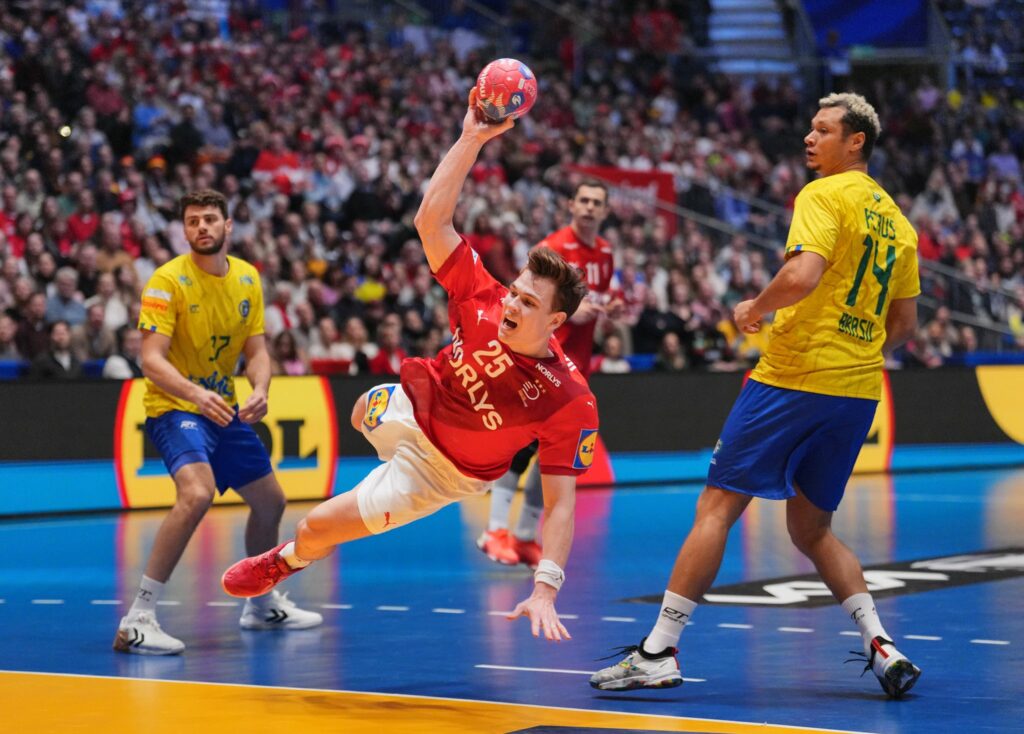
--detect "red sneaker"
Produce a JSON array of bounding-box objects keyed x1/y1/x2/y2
[
  {"x1": 222, "y1": 541, "x2": 301, "y2": 597},
  {"x1": 512, "y1": 536, "x2": 543, "y2": 569},
  {"x1": 476, "y1": 528, "x2": 519, "y2": 565}
]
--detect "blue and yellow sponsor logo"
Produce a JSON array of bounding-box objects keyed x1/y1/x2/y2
[
  {"x1": 239, "y1": 299, "x2": 251, "y2": 319},
  {"x1": 573, "y1": 428, "x2": 598, "y2": 470},
  {"x1": 240, "y1": 274, "x2": 255, "y2": 286},
  {"x1": 363, "y1": 385, "x2": 395, "y2": 431}
]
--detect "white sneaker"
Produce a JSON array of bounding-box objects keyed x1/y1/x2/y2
[
  {"x1": 589, "y1": 639, "x2": 683, "y2": 691},
  {"x1": 113, "y1": 610, "x2": 185, "y2": 655},
  {"x1": 239, "y1": 590, "x2": 323, "y2": 630}
]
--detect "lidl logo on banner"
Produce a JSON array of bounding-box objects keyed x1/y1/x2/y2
[{"x1": 115, "y1": 377, "x2": 337, "y2": 508}]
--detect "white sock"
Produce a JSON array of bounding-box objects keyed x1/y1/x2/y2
[
  {"x1": 513, "y1": 502, "x2": 543, "y2": 541},
  {"x1": 841, "y1": 592, "x2": 889, "y2": 653},
  {"x1": 279, "y1": 541, "x2": 311, "y2": 570},
  {"x1": 488, "y1": 474, "x2": 517, "y2": 532},
  {"x1": 129, "y1": 575, "x2": 164, "y2": 615},
  {"x1": 642, "y1": 591, "x2": 697, "y2": 654},
  {"x1": 514, "y1": 465, "x2": 544, "y2": 541}
]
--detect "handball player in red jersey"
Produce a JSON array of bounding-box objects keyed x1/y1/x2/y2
[
  {"x1": 478, "y1": 180, "x2": 619, "y2": 567},
  {"x1": 222, "y1": 91, "x2": 599, "y2": 641}
]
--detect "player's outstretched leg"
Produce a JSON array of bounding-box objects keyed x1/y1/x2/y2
[{"x1": 477, "y1": 469, "x2": 520, "y2": 565}]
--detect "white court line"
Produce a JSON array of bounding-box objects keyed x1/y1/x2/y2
[
  {"x1": 600, "y1": 616, "x2": 636, "y2": 623},
  {"x1": 971, "y1": 639, "x2": 1010, "y2": 645},
  {"x1": 778, "y1": 627, "x2": 814, "y2": 633},
  {"x1": 320, "y1": 603, "x2": 353, "y2": 610},
  {"x1": 487, "y1": 610, "x2": 513, "y2": 616},
  {"x1": 718, "y1": 623, "x2": 752, "y2": 629},
  {"x1": 376, "y1": 605, "x2": 409, "y2": 612},
  {"x1": 31, "y1": 599, "x2": 64, "y2": 605},
  {"x1": 474, "y1": 663, "x2": 706, "y2": 683},
  {"x1": 432, "y1": 608, "x2": 465, "y2": 614},
  {"x1": 157, "y1": 600, "x2": 180, "y2": 606},
  {"x1": 207, "y1": 601, "x2": 239, "y2": 607},
  {"x1": 557, "y1": 614, "x2": 578, "y2": 620},
  {"x1": 839, "y1": 631, "x2": 861, "y2": 637},
  {"x1": 904, "y1": 635, "x2": 942, "y2": 641},
  {"x1": 90, "y1": 600, "x2": 122, "y2": 605}
]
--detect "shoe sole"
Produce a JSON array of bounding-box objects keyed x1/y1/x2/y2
[
  {"x1": 590, "y1": 673, "x2": 683, "y2": 691},
  {"x1": 240, "y1": 618, "x2": 324, "y2": 630},
  {"x1": 882, "y1": 660, "x2": 921, "y2": 699},
  {"x1": 112, "y1": 629, "x2": 184, "y2": 656}
]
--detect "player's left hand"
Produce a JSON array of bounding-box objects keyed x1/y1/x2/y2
[
  {"x1": 734, "y1": 300, "x2": 762, "y2": 333},
  {"x1": 508, "y1": 587, "x2": 571, "y2": 642},
  {"x1": 238, "y1": 389, "x2": 268, "y2": 424}
]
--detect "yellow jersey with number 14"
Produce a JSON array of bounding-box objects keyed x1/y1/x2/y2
[
  {"x1": 137, "y1": 254, "x2": 265, "y2": 418},
  {"x1": 751, "y1": 170, "x2": 919, "y2": 400}
]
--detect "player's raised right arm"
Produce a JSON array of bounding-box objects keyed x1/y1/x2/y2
[
  {"x1": 140, "y1": 331, "x2": 234, "y2": 427},
  {"x1": 414, "y1": 89, "x2": 513, "y2": 272}
]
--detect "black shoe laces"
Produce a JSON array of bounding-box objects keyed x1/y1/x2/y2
[{"x1": 843, "y1": 635, "x2": 893, "y2": 677}]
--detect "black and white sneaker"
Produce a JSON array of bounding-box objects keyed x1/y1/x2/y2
[
  {"x1": 113, "y1": 611, "x2": 185, "y2": 655},
  {"x1": 239, "y1": 590, "x2": 323, "y2": 630},
  {"x1": 847, "y1": 635, "x2": 921, "y2": 698}
]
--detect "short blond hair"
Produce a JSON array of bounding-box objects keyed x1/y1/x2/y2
[{"x1": 818, "y1": 92, "x2": 882, "y2": 161}]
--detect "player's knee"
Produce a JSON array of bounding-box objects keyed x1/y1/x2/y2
[
  {"x1": 299, "y1": 504, "x2": 333, "y2": 541},
  {"x1": 175, "y1": 486, "x2": 215, "y2": 520},
  {"x1": 787, "y1": 520, "x2": 826, "y2": 556},
  {"x1": 350, "y1": 393, "x2": 368, "y2": 433},
  {"x1": 252, "y1": 489, "x2": 286, "y2": 524}
]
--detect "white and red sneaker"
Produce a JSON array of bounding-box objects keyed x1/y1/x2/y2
[
  {"x1": 222, "y1": 541, "x2": 303, "y2": 598},
  {"x1": 512, "y1": 535, "x2": 543, "y2": 569},
  {"x1": 476, "y1": 528, "x2": 519, "y2": 565}
]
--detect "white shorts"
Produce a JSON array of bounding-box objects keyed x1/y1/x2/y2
[{"x1": 355, "y1": 383, "x2": 491, "y2": 534}]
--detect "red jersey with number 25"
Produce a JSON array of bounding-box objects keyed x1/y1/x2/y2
[
  {"x1": 538, "y1": 226, "x2": 615, "y2": 377},
  {"x1": 400, "y1": 238, "x2": 599, "y2": 482}
]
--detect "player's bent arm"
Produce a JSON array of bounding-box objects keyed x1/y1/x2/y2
[
  {"x1": 242, "y1": 334, "x2": 271, "y2": 395},
  {"x1": 140, "y1": 331, "x2": 205, "y2": 404},
  {"x1": 414, "y1": 92, "x2": 513, "y2": 272},
  {"x1": 140, "y1": 331, "x2": 234, "y2": 426},
  {"x1": 883, "y1": 297, "x2": 918, "y2": 353},
  {"x1": 751, "y1": 251, "x2": 828, "y2": 317}
]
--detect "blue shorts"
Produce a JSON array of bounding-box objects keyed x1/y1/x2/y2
[
  {"x1": 706, "y1": 379, "x2": 877, "y2": 511},
  {"x1": 145, "y1": 410, "x2": 273, "y2": 494}
]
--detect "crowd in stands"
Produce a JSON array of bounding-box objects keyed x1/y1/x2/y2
[{"x1": 0, "y1": 0, "x2": 1022, "y2": 381}]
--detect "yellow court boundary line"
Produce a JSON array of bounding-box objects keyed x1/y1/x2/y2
[{"x1": 0, "y1": 669, "x2": 875, "y2": 734}]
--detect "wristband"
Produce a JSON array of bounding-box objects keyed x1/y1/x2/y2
[{"x1": 533, "y1": 559, "x2": 565, "y2": 591}]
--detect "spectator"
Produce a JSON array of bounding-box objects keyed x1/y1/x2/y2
[
  {"x1": 71, "y1": 302, "x2": 117, "y2": 361},
  {"x1": 270, "y1": 330, "x2": 308, "y2": 376},
  {"x1": 102, "y1": 326, "x2": 143, "y2": 379},
  {"x1": 367, "y1": 318, "x2": 407, "y2": 376},
  {"x1": 593, "y1": 333, "x2": 632, "y2": 374},
  {"x1": 0, "y1": 313, "x2": 22, "y2": 360},
  {"x1": 45, "y1": 268, "x2": 87, "y2": 327},
  {"x1": 29, "y1": 321, "x2": 82, "y2": 380},
  {"x1": 653, "y1": 331, "x2": 687, "y2": 371}
]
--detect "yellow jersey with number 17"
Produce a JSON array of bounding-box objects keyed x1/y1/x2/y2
[
  {"x1": 137, "y1": 254, "x2": 265, "y2": 418},
  {"x1": 751, "y1": 170, "x2": 919, "y2": 401}
]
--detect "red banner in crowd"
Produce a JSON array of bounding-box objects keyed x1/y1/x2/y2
[{"x1": 568, "y1": 165, "x2": 677, "y2": 237}]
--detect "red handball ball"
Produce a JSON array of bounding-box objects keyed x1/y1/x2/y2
[{"x1": 475, "y1": 58, "x2": 538, "y2": 122}]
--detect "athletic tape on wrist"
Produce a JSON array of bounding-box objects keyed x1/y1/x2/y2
[{"x1": 533, "y1": 559, "x2": 565, "y2": 591}]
